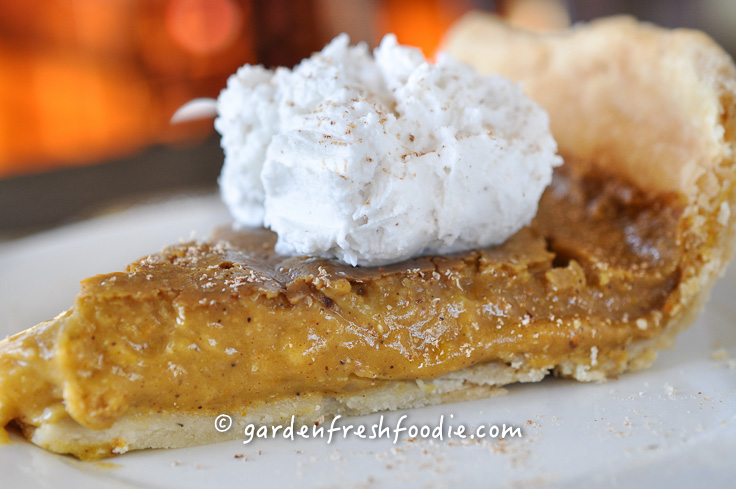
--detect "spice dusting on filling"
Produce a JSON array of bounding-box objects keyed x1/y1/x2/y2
[{"x1": 0, "y1": 161, "x2": 684, "y2": 444}]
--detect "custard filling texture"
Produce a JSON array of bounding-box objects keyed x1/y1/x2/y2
[{"x1": 0, "y1": 161, "x2": 685, "y2": 436}]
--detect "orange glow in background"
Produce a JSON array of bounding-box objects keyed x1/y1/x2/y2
[
  {"x1": 0, "y1": 0, "x2": 255, "y2": 178},
  {"x1": 0, "y1": 0, "x2": 489, "y2": 180},
  {"x1": 377, "y1": 0, "x2": 473, "y2": 58},
  {"x1": 166, "y1": 0, "x2": 244, "y2": 56}
]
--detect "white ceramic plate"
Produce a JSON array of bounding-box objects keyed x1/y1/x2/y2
[{"x1": 1, "y1": 194, "x2": 735, "y2": 489}]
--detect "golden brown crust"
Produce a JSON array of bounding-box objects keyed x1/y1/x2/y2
[{"x1": 444, "y1": 13, "x2": 736, "y2": 202}]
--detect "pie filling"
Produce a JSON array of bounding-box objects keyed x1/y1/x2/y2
[{"x1": 0, "y1": 159, "x2": 684, "y2": 440}]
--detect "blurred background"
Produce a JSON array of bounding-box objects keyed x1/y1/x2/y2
[{"x1": 1, "y1": 0, "x2": 735, "y2": 237}]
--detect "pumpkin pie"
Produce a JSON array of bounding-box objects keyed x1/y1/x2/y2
[{"x1": 1, "y1": 15, "x2": 735, "y2": 460}]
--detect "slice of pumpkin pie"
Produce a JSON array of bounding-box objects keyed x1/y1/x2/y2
[{"x1": 1, "y1": 15, "x2": 735, "y2": 460}]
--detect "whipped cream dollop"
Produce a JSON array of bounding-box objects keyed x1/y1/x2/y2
[{"x1": 215, "y1": 34, "x2": 561, "y2": 266}]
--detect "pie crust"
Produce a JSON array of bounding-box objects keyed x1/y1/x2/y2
[{"x1": 1, "y1": 15, "x2": 735, "y2": 460}]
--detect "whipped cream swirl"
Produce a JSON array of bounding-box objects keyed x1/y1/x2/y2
[{"x1": 215, "y1": 34, "x2": 561, "y2": 266}]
